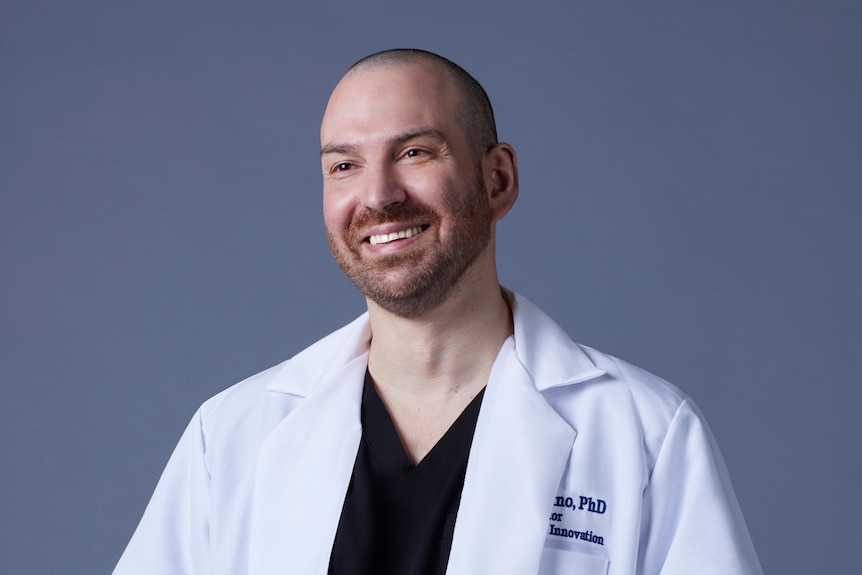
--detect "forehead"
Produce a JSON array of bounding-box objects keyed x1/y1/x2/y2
[{"x1": 320, "y1": 62, "x2": 463, "y2": 148}]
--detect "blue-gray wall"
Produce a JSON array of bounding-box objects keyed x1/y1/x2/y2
[{"x1": 2, "y1": 1, "x2": 859, "y2": 573}]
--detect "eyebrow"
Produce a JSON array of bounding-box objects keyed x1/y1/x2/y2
[
  {"x1": 319, "y1": 143, "x2": 358, "y2": 156},
  {"x1": 320, "y1": 127, "x2": 448, "y2": 157}
]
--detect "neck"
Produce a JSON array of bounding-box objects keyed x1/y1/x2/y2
[{"x1": 366, "y1": 267, "x2": 512, "y2": 400}]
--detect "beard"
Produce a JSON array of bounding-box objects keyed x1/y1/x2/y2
[{"x1": 327, "y1": 175, "x2": 492, "y2": 318}]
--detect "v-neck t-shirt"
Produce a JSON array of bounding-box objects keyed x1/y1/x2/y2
[{"x1": 328, "y1": 370, "x2": 485, "y2": 575}]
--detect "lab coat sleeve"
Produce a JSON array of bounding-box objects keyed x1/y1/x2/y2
[
  {"x1": 636, "y1": 399, "x2": 762, "y2": 575},
  {"x1": 113, "y1": 409, "x2": 211, "y2": 574}
]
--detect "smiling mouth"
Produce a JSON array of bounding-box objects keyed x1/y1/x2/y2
[{"x1": 368, "y1": 225, "x2": 427, "y2": 245}]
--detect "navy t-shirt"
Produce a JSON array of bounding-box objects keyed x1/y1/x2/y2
[{"x1": 328, "y1": 370, "x2": 485, "y2": 575}]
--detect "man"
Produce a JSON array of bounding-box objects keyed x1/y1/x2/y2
[{"x1": 115, "y1": 49, "x2": 762, "y2": 574}]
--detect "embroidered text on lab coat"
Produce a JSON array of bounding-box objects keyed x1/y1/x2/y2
[{"x1": 548, "y1": 494, "x2": 608, "y2": 546}]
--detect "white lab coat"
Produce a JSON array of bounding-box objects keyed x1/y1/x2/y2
[{"x1": 114, "y1": 291, "x2": 762, "y2": 574}]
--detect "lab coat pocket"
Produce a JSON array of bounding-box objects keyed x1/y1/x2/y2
[{"x1": 538, "y1": 547, "x2": 609, "y2": 574}]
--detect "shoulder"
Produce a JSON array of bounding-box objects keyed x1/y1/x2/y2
[
  {"x1": 196, "y1": 312, "x2": 372, "y2": 432},
  {"x1": 196, "y1": 361, "x2": 290, "y2": 436},
  {"x1": 509, "y1": 290, "x2": 698, "y2": 458},
  {"x1": 542, "y1": 343, "x2": 699, "y2": 469},
  {"x1": 579, "y1": 344, "x2": 688, "y2": 420}
]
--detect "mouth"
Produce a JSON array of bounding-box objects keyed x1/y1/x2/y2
[{"x1": 367, "y1": 225, "x2": 428, "y2": 245}]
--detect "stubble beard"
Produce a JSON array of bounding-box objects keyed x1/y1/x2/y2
[{"x1": 327, "y1": 177, "x2": 492, "y2": 318}]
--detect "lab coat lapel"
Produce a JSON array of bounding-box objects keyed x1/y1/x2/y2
[
  {"x1": 447, "y1": 339, "x2": 577, "y2": 575},
  {"x1": 247, "y1": 352, "x2": 367, "y2": 575}
]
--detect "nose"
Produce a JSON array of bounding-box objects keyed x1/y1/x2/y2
[{"x1": 362, "y1": 163, "x2": 406, "y2": 212}]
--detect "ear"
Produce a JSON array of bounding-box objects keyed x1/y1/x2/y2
[{"x1": 482, "y1": 143, "x2": 519, "y2": 221}]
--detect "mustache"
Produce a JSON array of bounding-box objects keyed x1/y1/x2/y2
[{"x1": 348, "y1": 205, "x2": 440, "y2": 231}]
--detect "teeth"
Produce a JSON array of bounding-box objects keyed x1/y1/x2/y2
[{"x1": 369, "y1": 226, "x2": 424, "y2": 245}]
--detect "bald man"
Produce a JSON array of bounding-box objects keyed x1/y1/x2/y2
[{"x1": 115, "y1": 49, "x2": 762, "y2": 575}]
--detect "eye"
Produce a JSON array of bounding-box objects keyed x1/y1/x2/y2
[
  {"x1": 333, "y1": 162, "x2": 354, "y2": 173},
  {"x1": 404, "y1": 148, "x2": 425, "y2": 159}
]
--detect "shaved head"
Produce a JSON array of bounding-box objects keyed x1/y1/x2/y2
[{"x1": 344, "y1": 49, "x2": 498, "y2": 159}]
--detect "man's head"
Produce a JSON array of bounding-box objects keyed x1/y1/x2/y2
[{"x1": 320, "y1": 50, "x2": 518, "y2": 318}]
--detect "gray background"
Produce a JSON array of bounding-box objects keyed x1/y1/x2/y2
[{"x1": 2, "y1": 1, "x2": 859, "y2": 573}]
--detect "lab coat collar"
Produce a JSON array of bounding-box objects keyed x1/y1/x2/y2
[
  {"x1": 446, "y1": 337, "x2": 579, "y2": 574},
  {"x1": 504, "y1": 288, "x2": 607, "y2": 390},
  {"x1": 248, "y1": 352, "x2": 366, "y2": 574},
  {"x1": 266, "y1": 312, "x2": 372, "y2": 397},
  {"x1": 265, "y1": 290, "x2": 605, "y2": 396}
]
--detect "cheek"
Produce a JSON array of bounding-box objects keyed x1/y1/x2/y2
[{"x1": 322, "y1": 191, "x2": 352, "y2": 233}]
